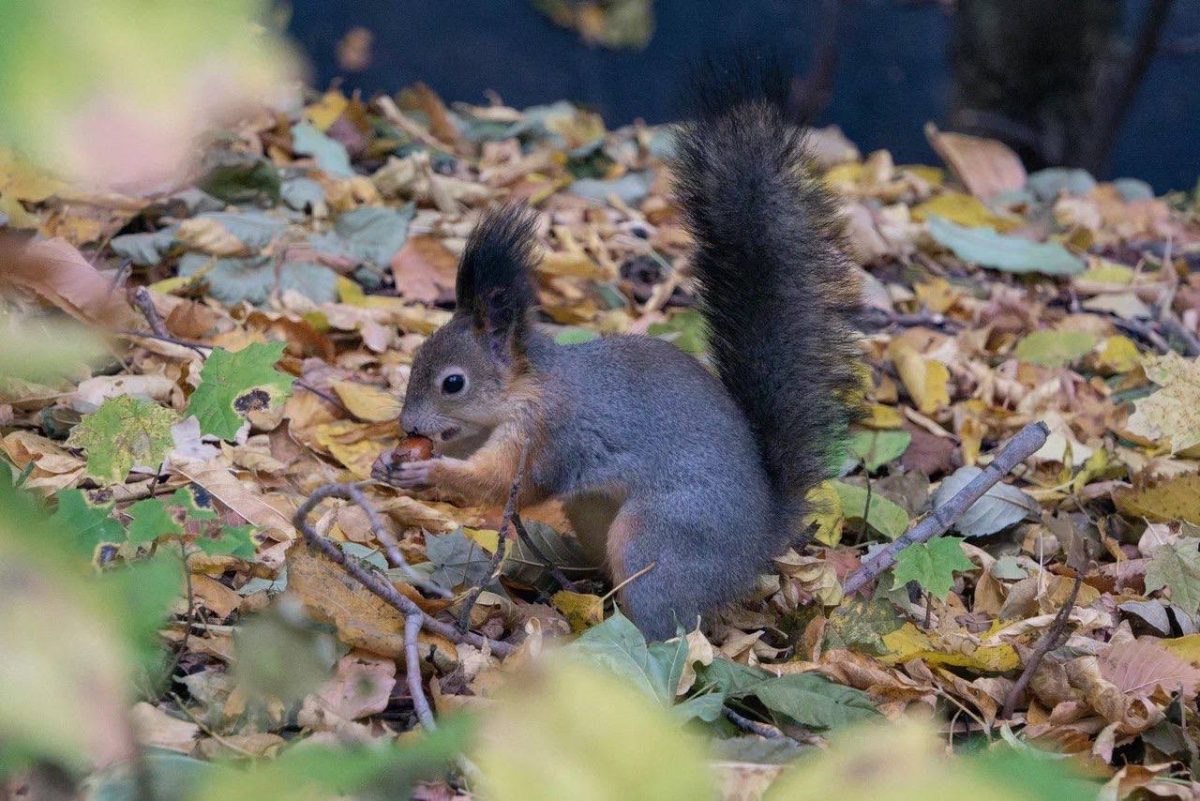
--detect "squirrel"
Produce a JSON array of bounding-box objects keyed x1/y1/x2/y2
[{"x1": 373, "y1": 61, "x2": 863, "y2": 640}]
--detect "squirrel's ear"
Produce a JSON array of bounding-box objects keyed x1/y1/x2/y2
[{"x1": 455, "y1": 205, "x2": 538, "y2": 362}]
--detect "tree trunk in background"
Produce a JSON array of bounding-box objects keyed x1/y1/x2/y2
[{"x1": 949, "y1": 0, "x2": 1121, "y2": 171}]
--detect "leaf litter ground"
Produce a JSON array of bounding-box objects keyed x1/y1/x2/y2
[{"x1": 2, "y1": 84, "x2": 1200, "y2": 800}]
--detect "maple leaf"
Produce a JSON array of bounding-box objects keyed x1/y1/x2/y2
[
  {"x1": 186, "y1": 342, "x2": 295, "y2": 440},
  {"x1": 49, "y1": 488, "x2": 123, "y2": 559},
  {"x1": 126, "y1": 498, "x2": 183, "y2": 545},
  {"x1": 196, "y1": 524, "x2": 255, "y2": 558},
  {"x1": 66, "y1": 396, "x2": 176, "y2": 485},
  {"x1": 1145, "y1": 538, "x2": 1200, "y2": 615},
  {"x1": 1127, "y1": 352, "x2": 1200, "y2": 454},
  {"x1": 892, "y1": 537, "x2": 974, "y2": 600}
]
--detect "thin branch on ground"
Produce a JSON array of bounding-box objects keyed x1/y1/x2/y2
[
  {"x1": 404, "y1": 612, "x2": 436, "y2": 730},
  {"x1": 293, "y1": 483, "x2": 515, "y2": 659},
  {"x1": 169, "y1": 692, "x2": 258, "y2": 758},
  {"x1": 338, "y1": 482, "x2": 451, "y2": 598},
  {"x1": 843, "y1": 421, "x2": 1049, "y2": 595},
  {"x1": 722, "y1": 707, "x2": 786, "y2": 740},
  {"x1": 1000, "y1": 571, "x2": 1083, "y2": 721},
  {"x1": 458, "y1": 443, "x2": 530, "y2": 631},
  {"x1": 1113, "y1": 318, "x2": 1174, "y2": 355}
]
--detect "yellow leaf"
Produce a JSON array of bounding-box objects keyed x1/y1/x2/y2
[
  {"x1": 881, "y1": 622, "x2": 1019, "y2": 672},
  {"x1": 464, "y1": 526, "x2": 499, "y2": 554},
  {"x1": 1126, "y1": 352, "x2": 1200, "y2": 454},
  {"x1": 1095, "y1": 335, "x2": 1140, "y2": 373},
  {"x1": 331, "y1": 380, "x2": 401, "y2": 423},
  {"x1": 1113, "y1": 475, "x2": 1200, "y2": 524},
  {"x1": 892, "y1": 347, "x2": 950, "y2": 415},
  {"x1": 899, "y1": 164, "x2": 945, "y2": 187},
  {"x1": 474, "y1": 662, "x2": 715, "y2": 801},
  {"x1": 304, "y1": 89, "x2": 349, "y2": 131},
  {"x1": 803, "y1": 480, "x2": 844, "y2": 546},
  {"x1": 551, "y1": 590, "x2": 604, "y2": 633},
  {"x1": 148, "y1": 264, "x2": 212, "y2": 295},
  {"x1": 1162, "y1": 634, "x2": 1200, "y2": 666},
  {"x1": 337, "y1": 275, "x2": 367, "y2": 305},
  {"x1": 911, "y1": 191, "x2": 1017, "y2": 231},
  {"x1": 0, "y1": 146, "x2": 65, "y2": 203},
  {"x1": 862, "y1": 404, "x2": 904, "y2": 430}
]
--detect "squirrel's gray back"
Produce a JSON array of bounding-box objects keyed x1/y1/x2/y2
[{"x1": 527, "y1": 332, "x2": 774, "y2": 516}]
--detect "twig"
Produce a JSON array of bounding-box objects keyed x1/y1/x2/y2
[
  {"x1": 169, "y1": 693, "x2": 257, "y2": 758},
  {"x1": 601, "y1": 561, "x2": 657, "y2": 604},
  {"x1": 1113, "y1": 318, "x2": 1173, "y2": 355},
  {"x1": 405, "y1": 612, "x2": 436, "y2": 730},
  {"x1": 722, "y1": 706, "x2": 786, "y2": 740},
  {"x1": 293, "y1": 483, "x2": 514, "y2": 658},
  {"x1": 338, "y1": 482, "x2": 451, "y2": 598},
  {"x1": 1000, "y1": 571, "x2": 1083, "y2": 721},
  {"x1": 457, "y1": 444, "x2": 530, "y2": 631},
  {"x1": 843, "y1": 421, "x2": 1049, "y2": 595},
  {"x1": 513, "y1": 512, "x2": 579, "y2": 592}
]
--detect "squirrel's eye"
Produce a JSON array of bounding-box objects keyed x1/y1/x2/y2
[{"x1": 441, "y1": 373, "x2": 466, "y2": 395}]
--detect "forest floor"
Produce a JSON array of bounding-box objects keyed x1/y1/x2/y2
[{"x1": 3, "y1": 84, "x2": 1200, "y2": 800}]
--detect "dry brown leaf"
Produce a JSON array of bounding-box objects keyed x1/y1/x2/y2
[
  {"x1": 1099, "y1": 638, "x2": 1200, "y2": 701},
  {"x1": 0, "y1": 237, "x2": 136, "y2": 328}
]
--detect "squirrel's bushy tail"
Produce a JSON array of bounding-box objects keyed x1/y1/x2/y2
[{"x1": 673, "y1": 57, "x2": 863, "y2": 522}]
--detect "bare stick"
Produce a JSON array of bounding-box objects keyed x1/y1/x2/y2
[
  {"x1": 722, "y1": 707, "x2": 785, "y2": 740},
  {"x1": 405, "y1": 612, "x2": 436, "y2": 730},
  {"x1": 293, "y1": 484, "x2": 514, "y2": 657},
  {"x1": 340, "y1": 482, "x2": 451, "y2": 598},
  {"x1": 843, "y1": 421, "x2": 1049, "y2": 595},
  {"x1": 1000, "y1": 571, "x2": 1082, "y2": 721},
  {"x1": 457, "y1": 444, "x2": 529, "y2": 630}
]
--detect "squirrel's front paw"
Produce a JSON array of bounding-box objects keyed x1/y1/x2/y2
[
  {"x1": 372, "y1": 453, "x2": 451, "y2": 490},
  {"x1": 392, "y1": 458, "x2": 441, "y2": 489}
]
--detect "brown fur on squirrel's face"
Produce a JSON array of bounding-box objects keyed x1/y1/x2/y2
[{"x1": 399, "y1": 315, "x2": 516, "y2": 455}]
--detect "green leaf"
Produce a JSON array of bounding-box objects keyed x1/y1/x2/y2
[
  {"x1": 554, "y1": 327, "x2": 600, "y2": 345},
  {"x1": 110, "y1": 227, "x2": 177, "y2": 267},
  {"x1": 101, "y1": 555, "x2": 183, "y2": 670},
  {"x1": 1014, "y1": 330, "x2": 1098, "y2": 367},
  {"x1": 197, "y1": 156, "x2": 280, "y2": 205},
  {"x1": 647, "y1": 309, "x2": 708, "y2": 354},
  {"x1": 832, "y1": 481, "x2": 909, "y2": 539},
  {"x1": 291, "y1": 121, "x2": 354, "y2": 178},
  {"x1": 848, "y1": 429, "x2": 912, "y2": 472},
  {"x1": 177, "y1": 253, "x2": 337, "y2": 306},
  {"x1": 196, "y1": 524, "x2": 255, "y2": 559},
  {"x1": 927, "y1": 216, "x2": 1085, "y2": 276},
  {"x1": 1145, "y1": 538, "x2": 1200, "y2": 616},
  {"x1": 933, "y1": 466, "x2": 1040, "y2": 538},
  {"x1": 474, "y1": 662, "x2": 715, "y2": 801},
  {"x1": 126, "y1": 498, "x2": 183, "y2": 545},
  {"x1": 892, "y1": 537, "x2": 975, "y2": 600},
  {"x1": 67, "y1": 396, "x2": 176, "y2": 485},
  {"x1": 751, "y1": 672, "x2": 880, "y2": 729},
  {"x1": 49, "y1": 489, "x2": 123, "y2": 559},
  {"x1": 186, "y1": 341, "x2": 295, "y2": 439},
  {"x1": 170, "y1": 486, "x2": 217, "y2": 521},
  {"x1": 308, "y1": 205, "x2": 415, "y2": 271},
  {"x1": 424, "y1": 528, "x2": 497, "y2": 591},
  {"x1": 566, "y1": 609, "x2": 681, "y2": 704},
  {"x1": 697, "y1": 659, "x2": 879, "y2": 729}
]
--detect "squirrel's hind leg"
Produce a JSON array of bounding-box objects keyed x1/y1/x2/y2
[{"x1": 608, "y1": 501, "x2": 761, "y2": 642}]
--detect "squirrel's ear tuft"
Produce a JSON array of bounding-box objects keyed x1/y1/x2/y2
[{"x1": 456, "y1": 204, "x2": 538, "y2": 359}]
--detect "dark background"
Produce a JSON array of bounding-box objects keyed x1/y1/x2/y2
[{"x1": 287, "y1": 0, "x2": 1200, "y2": 192}]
